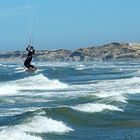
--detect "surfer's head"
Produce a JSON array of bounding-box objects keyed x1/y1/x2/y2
[{"x1": 29, "y1": 46, "x2": 35, "y2": 51}]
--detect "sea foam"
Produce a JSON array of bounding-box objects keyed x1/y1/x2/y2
[
  {"x1": 71, "y1": 103, "x2": 123, "y2": 112},
  {"x1": 15, "y1": 74, "x2": 68, "y2": 90},
  {"x1": 15, "y1": 115, "x2": 73, "y2": 133},
  {"x1": 0, "y1": 129, "x2": 42, "y2": 140},
  {"x1": 0, "y1": 116, "x2": 73, "y2": 140},
  {"x1": 0, "y1": 115, "x2": 73, "y2": 140},
  {"x1": 0, "y1": 74, "x2": 68, "y2": 96},
  {"x1": 0, "y1": 84, "x2": 18, "y2": 96},
  {"x1": 83, "y1": 76, "x2": 140, "y2": 103}
]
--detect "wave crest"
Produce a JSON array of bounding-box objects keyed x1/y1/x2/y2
[
  {"x1": 0, "y1": 74, "x2": 68, "y2": 96},
  {"x1": 15, "y1": 115, "x2": 73, "y2": 133},
  {"x1": 71, "y1": 103, "x2": 123, "y2": 112}
]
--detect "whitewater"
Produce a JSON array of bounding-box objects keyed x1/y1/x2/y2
[{"x1": 0, "y1": 61, "x2": 140, "y2": 139}]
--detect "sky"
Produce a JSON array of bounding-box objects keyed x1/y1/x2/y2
[{"x1": 0, "y1": 0, "x2": 140, "y2": 51}]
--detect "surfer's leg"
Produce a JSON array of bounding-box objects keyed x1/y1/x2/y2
[
  {"x1": 24, "y1": 60, "x2": 30, "y2": 68},
  {"x1": 27, "y1": 56, "x2": 36, "y2": 69},
  {"x1": 24, "y1": 56, "x2": 32, "y2": 69},
  {"x1": 29, "y1": 64, "x2": 35, "y2": 69},
  {"x1": 24, "y1": 63, "x2": 30, "y2": 69}
]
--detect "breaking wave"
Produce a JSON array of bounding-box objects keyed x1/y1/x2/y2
[
  {"x1": 14, "y1": 74, "x2": 68, "y2": 90},
  {"x1": 0, "y1": 115, "x2": 73, "y2": 140},
  {"x1": 71, "y1": 103, "x2": 123, "y2": 113},
  {"x1": 0, "y1": 129, "x2": 42, "y2": 140},
  {"x1": 0, "y1": 74, "x2": 68, "y2": 96},
  {"x1": 15, "y1": 115, "x2": 73, "y2": 133}
]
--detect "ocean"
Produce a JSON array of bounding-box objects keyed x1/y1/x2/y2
[{"x1": 0, "y1": 61, "x2": 140, "y2": 140}]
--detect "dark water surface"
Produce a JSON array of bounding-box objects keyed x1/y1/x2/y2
[{"x1": 0, "y1": 61, "x2": 140, "y2": 140}]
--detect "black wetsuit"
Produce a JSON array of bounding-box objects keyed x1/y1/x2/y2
[{"x1": 24, "y1": 45, "x2": 35, "y2": 69}]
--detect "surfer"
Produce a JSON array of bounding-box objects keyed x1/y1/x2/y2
[{"x1": 24, "y1": 44, "x2": 36, "y2": 70}]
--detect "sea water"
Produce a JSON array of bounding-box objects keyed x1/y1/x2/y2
[{"x1": 0, "y1": 61, "x2": 140, "y2": 140}]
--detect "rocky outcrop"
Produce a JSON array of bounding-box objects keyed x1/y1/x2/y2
[
  {"x1": 0, "y1": 42, "x2": 140, "y2": 62},
  {"x1": 35, "y1": 49, "x2": 71, "y2": 61},
  {"x1": 69, "y1": 42, "x2": 140, "y2": 61}
]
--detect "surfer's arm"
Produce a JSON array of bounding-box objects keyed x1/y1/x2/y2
[
  {"x1": 26, "y1": 45, "x2": 30, "y2": 51},
  {"x1": 32, "y1": 49, "x2": 35, "y2": 54}
]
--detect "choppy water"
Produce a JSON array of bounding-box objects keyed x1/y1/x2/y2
[{"x1": 0, "y1": 61, "x2": 140, "y2": 140}]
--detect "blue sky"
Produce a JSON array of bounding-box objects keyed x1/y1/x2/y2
[{"x1": 0, "y1": 0, "x2": 140, "y2": 51}]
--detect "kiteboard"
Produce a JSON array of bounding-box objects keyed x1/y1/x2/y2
[{"x1": 25, "y1": 67, "x2": 38, "y2": 72}]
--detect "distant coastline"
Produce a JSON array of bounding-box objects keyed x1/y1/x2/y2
[{"x1": 0, "y1": 42, "x2": 140, "y2": 62}]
